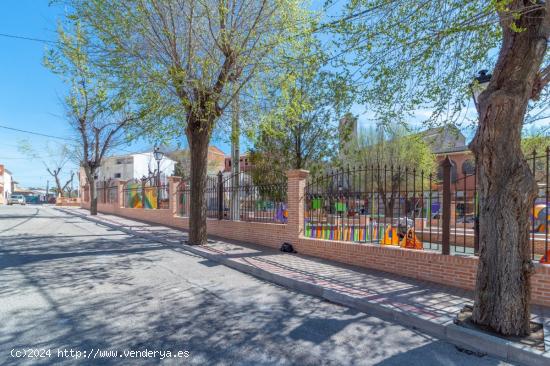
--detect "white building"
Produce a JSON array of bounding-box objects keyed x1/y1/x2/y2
[
  {"x1": 97, "y1": 151, "x2": 176, "y2": 183},
  {"x1": 0, "y1": 165, "x2": 13, "y2": 204}
]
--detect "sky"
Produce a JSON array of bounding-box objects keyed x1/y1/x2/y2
[
  {"x1": 0, "y1": 0, "x2": 441, "y2": 190},
  {"x1": 0, "y1": 1, "x2": 70, "y2": 188},
  {"x1": 0, "y1": 1, "x2": 236, "y2": 189},
  {"x1": 0, "y1": 1, "x2": 546, "y2": 189}
]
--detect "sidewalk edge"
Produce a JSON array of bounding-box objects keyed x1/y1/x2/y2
[{"x1": 59, "y1": 208, "x2": 550, "y2": 366}]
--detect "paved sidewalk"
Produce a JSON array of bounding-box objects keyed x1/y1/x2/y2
[{"x1": 59, "y1": 207, "x2": 550, "y2": 365}]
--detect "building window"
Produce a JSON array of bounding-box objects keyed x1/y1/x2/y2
[
  {"x1": 462, "y1": 159, "x2": 475, "y2": 175},
  {"x1": 437, "y1": 160, "x2": 458, "y2": 182},
  {"x1": 114, "y1": 173, "x2": 121, "y2": 178}
]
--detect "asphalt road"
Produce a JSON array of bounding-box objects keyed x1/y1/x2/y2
[{"x1": 0, "y1": 205, "x2": 513, "y2": 365}]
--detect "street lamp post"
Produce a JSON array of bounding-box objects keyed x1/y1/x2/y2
[{"x1": 153, "y1": 147, "x2": 164, "y2": 209}]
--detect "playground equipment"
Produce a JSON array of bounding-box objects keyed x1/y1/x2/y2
[
  {"x1": 305, "y1": 222, "x2": 384, "y2": 242},
  {"x1": 381, "y1": 226, "x2": 399, "y2": 245},
  {"x1": 400, "y1": 228, "x2": 423, "y2": 250},
  {"x1": 275, "y1": 203, "x2": 288, "y2": 223},
  {"x1": 533, "y1": 204, "x2": 549, "y2": 233},
  {"x1": 540, "y1": 250, "x2": 550, "y2": 264}
]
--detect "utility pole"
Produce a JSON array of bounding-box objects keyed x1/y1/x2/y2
[{"x1": 231, "y1": 84, "x2": 240, "y2": 221}]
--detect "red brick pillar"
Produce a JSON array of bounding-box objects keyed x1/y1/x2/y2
[
  {"x1": 286, "y1": 169, "x2": 309, "y2": 242},
  {"x1": 117, "y1": 180, "x2": 126, "y2": 210},
  {"x1": 168, "y1": 176, "x2": 182, "y2": 215}
]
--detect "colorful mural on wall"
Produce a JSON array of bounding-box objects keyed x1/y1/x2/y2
[{"x1": 125, "y1": 184, "x2": 159, "y2": 209}]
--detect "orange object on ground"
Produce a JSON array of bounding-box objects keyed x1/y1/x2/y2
[
  {"x1": 400, "y1": 228, "x2": 423, "y2": 250},
  {"x1": 381, "y1": 226, "x2": 399, "y2": 245},
  {"x1": 540, "y1": 250, "x2": 550, "y2": 264}
]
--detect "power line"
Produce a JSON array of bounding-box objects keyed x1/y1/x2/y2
[
  {"x1": 0, "y1": 32, "x2": 57, "y2": 44},
  {"x1": 0, "y1": 124, "x2": 76, "y2": 142}
]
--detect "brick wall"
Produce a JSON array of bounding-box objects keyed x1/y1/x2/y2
[{"x1": 81, "y1": 171, "x2": 550, "y2": 307}]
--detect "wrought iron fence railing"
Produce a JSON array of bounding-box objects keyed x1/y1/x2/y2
[
  {"x1": 178, "y1": 172, "x2": 287, "y2": 223},
  {"x1": 304, "y1": 147, "x2": 549, "y2": 260},
  {"x1": 222, "y1": 172, "x2": 287, "y2": 223},
  {"x1": 107, "y1": 186, "x2": 118, "y2": 204},
  {"x1": 305, "y1": 166, "x2": 442, "y2": 251},
  {"x1": 96, "y1": 180, "x2": 117, "y2": 204}
]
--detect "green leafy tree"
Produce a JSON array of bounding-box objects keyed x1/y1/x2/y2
[
  {"x1": 332, "y1": 0, "x2": 550, "y2": 335},
  {"x1": 45, "y1": 21, "x2": 147, "y2": 215},
  {"x1": 68, "y1": 0, "x2": 308, "y2": 244},
  {"x1": 249, "y1": 37, "x2": 353, "y2": 184},
  {"x1": 344, "y1": 124, "x2": 436, "y2": 215},
  {"x1": 521, "y1": 129, "x2": 550, "y2": 156},
  {"x1": 521, "y1": 129, "x2": 550, "y2": 185}
]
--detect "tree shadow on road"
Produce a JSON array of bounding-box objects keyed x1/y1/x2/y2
[{"x1": 0, "y1": 215, "x2": 504, "y2": 366}]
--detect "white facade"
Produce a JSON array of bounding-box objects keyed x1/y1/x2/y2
[
  {"x1": 0, "y1": 167, "x2": 13, "y2": 204},
  {"x1": 97, "y1": 152, "x2": 176, "y2": 183},
  {"x1": 3, "y1": 170, "x2": 12, "y2": 200}
]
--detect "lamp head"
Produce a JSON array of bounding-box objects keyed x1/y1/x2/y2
[
  {"x1": 153, "y1": 146, "x2": 164, "y2": 162},
  {"x1": 470, "y1": 70, "x2": 492, "y2": 106}
]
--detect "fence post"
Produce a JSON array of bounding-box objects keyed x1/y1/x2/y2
[
  {"x1": 103, "y1": 180, "x2": 107, "y2": 204},
  {"x1": 441, "y1": 156, "x2": 452, "y2": 255},
  {"x1": 474, "y1": 216, "x2": 479, "y2": 255},
  {"x1": 117, "y1": 180, "x2": 125, "y2": 209},
  {"x1": 217, "y1": 171, "x2": 223, "y2": 220},
  {"x1": 168, "y1": 176, "x2": 181, "y2": 216},
  {"x1": 286, "y1": 170, "x2": 309, "y2": 243},
  {"x1": 141, "y1": 178, "x2": 146, "y2": 209}
]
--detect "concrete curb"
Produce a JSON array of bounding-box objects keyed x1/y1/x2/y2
[{"x1": 59, "y1": 208, "x2": 550, "y2": 366}]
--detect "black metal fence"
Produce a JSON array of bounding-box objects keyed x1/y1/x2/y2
[
  {"x1": 305, "y1": 165, "x2": 444, "y2": 251},
  {"x1": 305, "y1": 147, "x2": 549, "y2": 260},
  {"x1": 96, "y1": 180, "x2": 116, "y2": 204},
  {"x1": 177, "y1": 179, "x2": 190, "y2": 217},
  {"x1": 177, "y1": 171, "x2": 287, "y2": 223},
  {"x1": 530, "y1": 148, "x2": 549, "y2": 261},
  {"x1": 107, "y1": 185, "x2": 118, "y2": 204},
  {"x1": 451, "y1": 173, "x2": 477, "y2": 256},
  {"x1": 222, "y1": 171, "x2": 287, "y2": 223}
]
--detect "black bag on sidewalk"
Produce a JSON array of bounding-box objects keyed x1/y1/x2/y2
[{"x1": 280, "y1": 242, "x2": 297, "y2": 253}]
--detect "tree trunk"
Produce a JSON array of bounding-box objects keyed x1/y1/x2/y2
[
  {"x1": 85, "y1": 169, "x2": 98, "y2": 215},
  {"x1": 469, "y1": 2, "x2": 548, "y2": 336},
  {"x1": 89, "y1": 179, "x2": 98, "y2": 215},
  {"x1": 187, "y1": 124, "x2": 211, "y2": 245},
  {"x1": 55, "y1": 175, "x2": 64, "y2": 198}
]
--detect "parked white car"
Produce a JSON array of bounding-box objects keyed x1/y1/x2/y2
[{"x1": 7, "y1": 194, "x2": 26, "y2": 205}]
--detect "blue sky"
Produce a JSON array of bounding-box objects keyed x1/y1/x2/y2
[
  {"x1": 0, "y1": 1, "x2": 463, "y2": 189},
  {"x1": 0, "y1": 1, "x2": 70, "y2": 188},
  {"x1": 0, "y1": 1, "x2": 235, "y2": 188},
  {"x1": 0, "y1": 1, "x2": 545, "y2": 188}
]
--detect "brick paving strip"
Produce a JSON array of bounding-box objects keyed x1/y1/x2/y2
[{"x1": 57, "y1": 207, "x2": 550, "y2": 366}]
